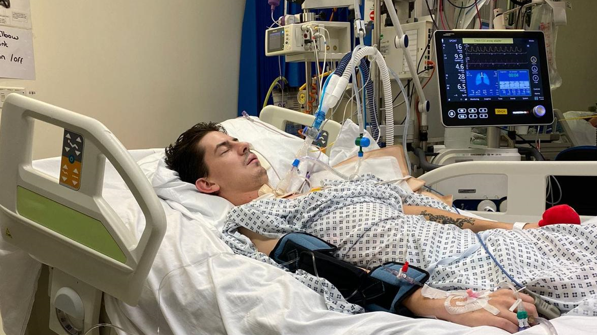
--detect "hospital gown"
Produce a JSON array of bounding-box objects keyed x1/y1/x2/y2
[{"x1": 221, "y1": 175, "x2": 597, "y2": 316}]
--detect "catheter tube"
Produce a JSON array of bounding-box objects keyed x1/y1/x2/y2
[{"x1": 349, "y1": 156, "x2": 363, "y2": 180}]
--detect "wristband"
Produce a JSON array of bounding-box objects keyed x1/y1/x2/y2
[{"x1": 513, "y1": 222, "x2": 529, "y2": 230}]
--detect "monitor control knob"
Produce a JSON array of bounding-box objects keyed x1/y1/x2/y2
[{"x1": 533, "y1": 105, "x2": 546, "y2": 118}]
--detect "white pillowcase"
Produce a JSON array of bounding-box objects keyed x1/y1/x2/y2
[{"x1": 137, "y1": 152, "x2": 233, "y2": 231}]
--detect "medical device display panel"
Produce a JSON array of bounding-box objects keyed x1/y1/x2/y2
[
  {"x1": 434, "y1": 30, "x2": 553, "y2": 127},
  {"x1": 265, "y1": 22, "x2": 351, "y2": 62}
]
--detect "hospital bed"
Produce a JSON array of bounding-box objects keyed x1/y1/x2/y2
[{"x1": 1, "y1": 96, "x2": 596, "y2": 335}]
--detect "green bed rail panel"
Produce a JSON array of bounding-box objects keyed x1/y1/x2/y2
[{"x1": 16, "y1": 186, "x2": 127, "y2": 263}]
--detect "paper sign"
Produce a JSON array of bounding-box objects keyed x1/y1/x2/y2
[
  {"x1": 0, "y1": 0, "x2": 32, "y2": 29},
  {"x1": 0, "y1": 25, "x2": 35, "y2": 79}
]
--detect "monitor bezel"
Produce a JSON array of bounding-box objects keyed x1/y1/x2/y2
[{"x1": 434, "y1": 30, "x2": 554, "y2": 128}]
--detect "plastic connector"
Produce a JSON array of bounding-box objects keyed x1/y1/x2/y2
[
  {"x1": 517, "y1": 310, "x2": 530, "y2": 331},
  {"x1": 419, "y1": 100, "x2": 430, "y2": 113},
  {"x1": 321, "y1": 75, "x2": 340, "y2": 110},
  {"x1": 303, "y1": 126, "x2": 320, "y2": 140},
  {"x1": 394, "y1": 34, "x2": 408, "y2": 49},
  {"x1": 355, "y1": 136, "x2": 370, "y2": 148},
  {"x1": 312, "y1": 110, "x2": 326, "y2": 130},
  {"x1": 354, "y1": 20, "x2": 366, "y2": 38},
  {"x1": 292, "y1": 159, "x2": 300, "y2": 168},
  {"x1": 322, "y1": 76, "x2": 348, "y2": 110}
]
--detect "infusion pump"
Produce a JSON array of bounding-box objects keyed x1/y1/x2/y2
[
  {"x1": 266, "y1": 24, "x2": 307, "y2": 56},
  {"x1": 265, "y1": 22, "x2": 351, "y2": 62}
]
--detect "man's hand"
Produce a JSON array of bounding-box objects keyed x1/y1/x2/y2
[
  {"x1": 404, "y1": 288, "x2": 538, "y2": 333},
  {"x1": 444, "y1": 289, "x2": 538, "y2": 333}
]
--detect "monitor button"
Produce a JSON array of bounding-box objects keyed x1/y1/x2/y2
[
  {"x1": 458, "y1": 114, "x2": 467, "y2": 119},
  {"x1": 479, "y1": 114, "x2": 489, "y2": 119},
  {"x1": 458, "y1": 108, "x2": 467, "y2": 113},
  {"x1": 468, "y1": 108, "x2": 477, "y2": 113},
  {"x1": 479, "y1": 108, "x2": 488, "y2": 113},
  {"x1": 448, "y1": 110, "x2": 456, "y2": 118},
  {"x1": 469, "y1": 114, "x2": 478, "y2": 119},
  {"x1": 533, "y1": 105, "x2": 546, "y2": 117}
]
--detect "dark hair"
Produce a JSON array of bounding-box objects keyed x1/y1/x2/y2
[{"x1": 164, "y1": 122, "x2": 226, "y2": 184}]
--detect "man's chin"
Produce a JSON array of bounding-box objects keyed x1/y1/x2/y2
[{"x1": 256, "y1": 167, "x2": 269, "y2": 182}]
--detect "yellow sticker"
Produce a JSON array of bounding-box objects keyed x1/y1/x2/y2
[{"x1": 495, "y1": 109, "x2": 508, "y2": 115}]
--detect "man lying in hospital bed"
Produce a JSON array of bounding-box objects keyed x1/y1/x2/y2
[
  {"x1": 166, "y1": 117, "x2": 597, "y2": 331},
  {"x1": 2, "y1": 101, "x2": 596, "y2": 335}
]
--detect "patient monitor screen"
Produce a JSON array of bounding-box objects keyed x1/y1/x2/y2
[{"x1": 435, "y1": 30, "x2": 553, "y2": 127}]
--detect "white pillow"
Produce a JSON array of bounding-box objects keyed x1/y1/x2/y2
[{"x1": 137, "y1": 152, "x2": 233, "y2": 231}]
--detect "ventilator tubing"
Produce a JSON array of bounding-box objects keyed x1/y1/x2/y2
[{"x1": 322, "y1": 46, "x2": 394, "y2": 145}]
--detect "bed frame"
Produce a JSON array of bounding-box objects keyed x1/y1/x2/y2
[
  {"x1": 420, "y1": 160, "x2": 597, "y2": 223},
  {"x1": 259, "y1": 105, "x2": 342, "y2": 154}
]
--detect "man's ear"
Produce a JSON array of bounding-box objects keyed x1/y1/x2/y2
[{"x1": 195, "y1": 178, "x2": 220, "y2": 194}]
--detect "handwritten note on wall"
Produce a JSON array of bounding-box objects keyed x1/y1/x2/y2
[{"x1": 0, "y1": 25, "x2": 35, "y2": 79}]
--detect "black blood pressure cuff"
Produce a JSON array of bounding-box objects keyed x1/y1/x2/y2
[
  {"x1": 366, "y1": 262, "x2": 430, "y2": 314},
  {"x1": 269, "y1": 232, "x2": 429, "y2": 315}
]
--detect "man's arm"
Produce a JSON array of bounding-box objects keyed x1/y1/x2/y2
[
  {"x1": 403, "y1": 206, "x2": 539, "y2": 232},
  {"x1": 238, "y1": 227, "x2": 279, "y2": 254}
]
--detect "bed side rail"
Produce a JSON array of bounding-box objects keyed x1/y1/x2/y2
[
  {"x1": 0, "y1": 94, "x2": 166, "y2": 305},
  {"x1": 259, "y1": 105, "x2": 342, "y2": 154},
  {"x1": 420, "y1": 160, "x2": 597, "y2": 223}
]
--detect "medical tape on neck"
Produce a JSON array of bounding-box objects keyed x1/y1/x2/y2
[{"x1": 421, "y1": 285, "x2": 500, "y2": 315}]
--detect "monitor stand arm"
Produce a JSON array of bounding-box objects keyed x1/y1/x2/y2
[{"x1": 487, "y1": 127, "x2": 501, "y2": 148}]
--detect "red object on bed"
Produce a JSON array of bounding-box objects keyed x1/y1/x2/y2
[{"x1": 538, "y1": 204, "x2": 581, "y2": 227}]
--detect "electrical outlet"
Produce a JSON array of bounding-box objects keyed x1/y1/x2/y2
[{"x1": 0, "y1": 87, "x2": 26, "y2": 108}]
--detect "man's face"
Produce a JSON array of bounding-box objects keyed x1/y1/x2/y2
[{"x1": 196, "y1": 131, "x2": 268, "y2": 197}]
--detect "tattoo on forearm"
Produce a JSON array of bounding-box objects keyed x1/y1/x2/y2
[{"x1": 420, "y1": 210, "x2": 475, "y2": 228}]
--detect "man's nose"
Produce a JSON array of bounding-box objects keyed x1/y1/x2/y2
[{"x1": 238, "y1": 142, "x2": 250, "y2": 154}]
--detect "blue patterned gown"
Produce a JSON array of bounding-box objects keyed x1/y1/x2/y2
[{"x1": 221, "y1": 176, "x2": 597, "y2": 316}]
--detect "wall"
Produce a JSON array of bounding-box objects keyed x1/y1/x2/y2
[
  {"x1": 0, "y1": 1, "x2": 245, "y2": 334},
  {"x1": 0, "y1": 0, "x2": 245, "y2": 159},
  {"x1": 551, "y1": 0, "x2": 597, "y2": 112}
]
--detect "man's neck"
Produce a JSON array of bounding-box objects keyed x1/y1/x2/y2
[{"x1": 223, "y1": 190, "x2": 261, "y2": 206}]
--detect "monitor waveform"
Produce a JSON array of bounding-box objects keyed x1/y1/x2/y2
[
  {"x1": 465, "y1": 45, "x2": 528, "y2": 69},
  {"x1": 465, "y1": 45, "x2": 525, "y2": 54}
]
